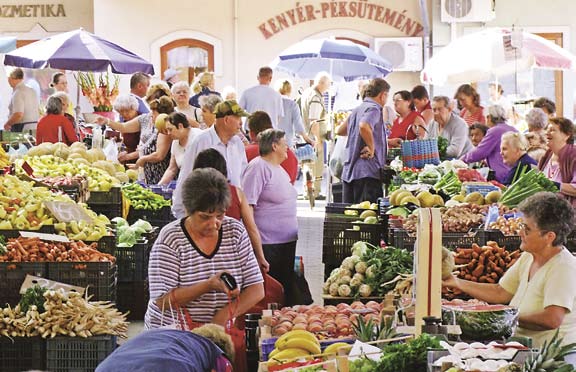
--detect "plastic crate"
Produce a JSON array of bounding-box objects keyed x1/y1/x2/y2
[
  {"x1": 390, "y1": 228, "x2": 478, "y2": 251},
  {"x1": 0, "y1": 225, "x2": 56, "y2": 239},
  {"x1": 81, "y1": 233, "x2": 116, "y2": 255},
  {"x1": 0, "y1": 336, "x2": 45, "y2": 372},
  {"x1": 115, "y1": 280, "x2": 149, "y2": 321},
  {"x1": 427, "y1": 349, "x2": 537, "y2": 372},
  {"x1": 325, "y1": 202, "x2": 365, "y2": 215},
  {"x1": 87, "y1": 187, "x2": 122, "y2": 205},
  {"x1": 115, "y1": 239, "x2": 149, "y2": 282},
  {"x1": 88, "y1": 203, "x2": 123, "y2": 220},
  {"x1": 47, "y1": 262, "x2": 117, "y2": 302},
  {"x1": 127, "y1": 205, "x2": 174, "y2": 227},
  {"x1": 0, "y1": 262, "x2": 47, "y2": 307},
  {"x1": 476, "y1": 229, "x2": 522, "y2": 251},
  {"x1": 46, "y1": 335, "x2": 117, "y2": 372},
  {"x1": 260, "y1": 337, "x2": 355, "y2": 361},
  {"x1": 322, "y1": 220, "x2": 384, "y2": 277}
]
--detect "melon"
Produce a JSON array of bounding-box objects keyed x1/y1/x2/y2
[{"x1": 442, "y1": 304, "x2": 518, "y2": 341}]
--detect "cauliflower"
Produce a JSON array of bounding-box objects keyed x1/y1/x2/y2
[
  {"x1": 338, "y1": 268, "x2": 352, "y2": 278},
  {"x1": 338, "y1": 284, "x2": 352, "y2": 297},
  {"x1": 329, "y1": 283, "x2": 339, "y2": 296},
  {"x1": 359, "y1": 284, "x2": 373, "y2": 297},
  {"x1": 352, "y1": 273, "x2": 365, "y2": 282},
  {"x1": 354, "y1": 261, "x2": 368, "y2": 274},
  {"x1": 338, "y1": 275, "x2": 352, "y2": 285},
  {"x1": 349, "y1": 276, "x2": 363, "y2": 288}
]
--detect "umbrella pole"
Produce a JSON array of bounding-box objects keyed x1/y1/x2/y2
[
  {"x1": 75, "y1": 76, "x2": 81, "y2": 121},
  {"x1": 326, "y1": 60, "x2": 333, "y2": 204}
]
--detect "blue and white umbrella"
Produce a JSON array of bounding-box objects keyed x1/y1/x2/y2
[
  {"x1": 4, "y1": 28, "x2": 154, "y2": 74},
  {"x1": 271, "y1": 38, "x2": 392, "y2": 82}
]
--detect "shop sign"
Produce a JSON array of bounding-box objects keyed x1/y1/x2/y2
[
  {"x1": 0, "y1": 3, "x2": 66, "y2": 18},
  {"x1": 258, "y1": 0, "x2": 423, "y2": 39}
]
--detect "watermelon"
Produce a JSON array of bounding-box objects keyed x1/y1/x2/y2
[{"x1": 442, "y1": 304, "x2": 519, "y2": 341}]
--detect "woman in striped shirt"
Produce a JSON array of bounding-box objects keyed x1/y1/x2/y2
[{"x1": 145, "y1": 168, "x2": 264, "y2": 329}]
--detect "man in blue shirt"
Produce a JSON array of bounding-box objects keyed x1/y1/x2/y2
[
  {"x1": 337, "y1": 78, "x2": 396, "y2": 203},
  {"x1": 129, "y1": 72, "x2": 151, "y2": 114}
]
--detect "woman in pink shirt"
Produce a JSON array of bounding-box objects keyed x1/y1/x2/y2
[{"x1": 455, "y1": 84, "x2": 485, "y2": 126}]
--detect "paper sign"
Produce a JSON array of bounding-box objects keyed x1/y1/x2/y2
[
  {"x1": 20, "y1": 274, "x2": 85, "y2": 296},
  {"x1": 44, "y1": 201, "x2": 93, "y2": 223},
  {"x1": 348, "y1": 340, "x2": 383, "y2": 362},
  {"x1": 19, "y1": 231, "x2": 70, "y2": 242}
]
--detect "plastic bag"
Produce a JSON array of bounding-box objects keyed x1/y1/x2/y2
[
  {"x1": 102, "y1": 139, "x2": 119, "y2": 162},
  {"x1": 328, "y1": 136, "x2": 347, "y2": 178},
  {"x1": 484, "y1": 204, "x2": 500, "y2": 230}
]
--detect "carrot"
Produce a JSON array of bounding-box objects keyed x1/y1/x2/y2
[{"x1": 472, "y1": 265, "x2": 485, "y2": 277}]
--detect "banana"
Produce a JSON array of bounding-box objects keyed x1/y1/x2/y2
[
  {"x1": 281, "y1": 338, "x2": 321, "y2": 355},
  {"x1": 275, "y1": 330, "x2": 319, "y2": 349},
  {"x1": 267, "y1": 348, "x2": 311, "y2": 366},
  {"x1": 323, "y1": 342, "x2": 352, "y2": 355},
  {"x1": 268, "y1": 348, "x2": 281, "y2": 360}
]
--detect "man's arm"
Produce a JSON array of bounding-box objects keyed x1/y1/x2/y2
[
  {"x1": 519, "y1": 306, "x2": 568, "y2": 331},
  {"x1": 3, "y1": 112, "x2": 23, "y2": 130},
  {"x1": 359, "y1": 121, "x2": 375, "y2": 158}
]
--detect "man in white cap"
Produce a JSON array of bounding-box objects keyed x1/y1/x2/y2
[{"x1": 163, "y1": 68, "x2": 179, "y2": 88}]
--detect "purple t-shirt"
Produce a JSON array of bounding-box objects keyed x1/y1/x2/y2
[
  {"x1": 461, "y1": 123, "x2": 517, "y2": 183},
  {"x1": 242, "y1": 157, "x2": 298, "y2": 244},
  {"x1": 341, "y1": 98, "x2": 387, "y2": 183}
]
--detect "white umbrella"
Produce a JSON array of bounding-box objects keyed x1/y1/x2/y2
[{"x1": 421, "y1": 27, "x2": 576, "y2": 85}]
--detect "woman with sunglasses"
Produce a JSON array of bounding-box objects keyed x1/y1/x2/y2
[{"x1": 444, "y1": 192, "x2": 576, "y2": 351}]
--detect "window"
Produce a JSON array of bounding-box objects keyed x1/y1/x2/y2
[{"x1": 160, "y1": 39, "x2": 214, "y2": 85}]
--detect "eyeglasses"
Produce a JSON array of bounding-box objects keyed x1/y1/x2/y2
[{"x1": 518, "y1": 222, "x2": 548, "y2": 236}]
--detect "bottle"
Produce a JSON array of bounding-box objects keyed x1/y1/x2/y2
[{"x1": 137, "y1": 167, "x2": 145, "y2": 184}]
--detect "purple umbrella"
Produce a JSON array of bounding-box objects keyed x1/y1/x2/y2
[{"x1": 4, "y1": 28, "x2": 154, "y2": 74}]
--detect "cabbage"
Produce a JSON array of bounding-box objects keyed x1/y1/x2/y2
[
  {"x1": 351, "y1": 241, "x2": 368, "y2": 257},
  {"x1": 111, "y1": 217, "x2": 128, "y2": 227},
  {"x1": 132, "y1": 219, "x2": 153, "y2": 233},
  {"x1": 117, "y1": 226, "x2": 138, "y2": 247}
]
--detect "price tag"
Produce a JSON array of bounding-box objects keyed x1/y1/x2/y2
[
  {"x1": 21, "y1": 161, "x2": 34, "y2": 176},
  {"x1": 20, "y1": 274, "x2": 85, "y2": 296}
]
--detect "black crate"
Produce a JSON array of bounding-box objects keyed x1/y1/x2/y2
[
  {"x1": 0, "y1": 262, "x2": 47, "y2": 307},
  {"x1": 115, "y1": 280, "x2": 149, "y2": 320},
  {"x1": 87, "y1": 187, "x2": 122, "y2": 205},
  {"x1": 127, "y1": 205, "x2": 175, "y2": 228},
  {"x1": 476, "y1": 229, "x2": 522, "y2": 251},
  {"x1": 47, "y1": 262, "x2": 117, "y2": 302},
  {"x1": 86, "y1": 234, "x2": 116, "y2": 255},
  {"x1": 0, "y1": 225, "x2": 56, "y2": 239},
  {"x1": 142, "y1": 226, "x2": 160, "y2": 247},
  {"x1": 322, "y1": 220, "x2": 384, "y2": 276},
  {"x1": 390, "y1": 228, "x2": 479, "y2": 251},
  {"x1": 88, "y1": 203, "x2": 123, "y2": 220},
  {"x1": 116, "y1": 239, "x2": 149, "y2": 282},
  {"x1": 0, "y1": 336, "x2": 45, "y2": 372},
  {"x1": 325, "y1": 202, "x2": 364, "y2": 215},
  {"x1": 46, "y1": 335, "x2": 117, "y2": 372}
]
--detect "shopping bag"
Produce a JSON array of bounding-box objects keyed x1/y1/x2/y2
[
  {"x1": 400, "y1": 125, "x2": 439, "y2": 168},
  {"x1": 329, "y1": 136, "x2": 347, "y2": 179}
]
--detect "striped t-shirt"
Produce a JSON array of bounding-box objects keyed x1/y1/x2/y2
[{"x1": 144, "y1": 217, "x2": 263, "y2": 329}]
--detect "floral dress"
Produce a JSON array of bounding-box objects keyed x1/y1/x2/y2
[{"x1": 138, "y1": 113, "x2": 171, "y2": 185}]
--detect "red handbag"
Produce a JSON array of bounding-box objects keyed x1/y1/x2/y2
[
  {"x1": 235, "y1": 273, "x2": 284, "y2": 330},
  {"x1": 171, "y1": 291, "x2": 247, "y2": 372}
]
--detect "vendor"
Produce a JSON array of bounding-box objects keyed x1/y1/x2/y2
[
  {"x1": 389, "y1": 90, "x2": 426, "y2": 142},
  {"x1": 443, "y1": 192, "x2": 576, "y2": 349},
  {"x1": 460, "y1": 105, "x2": 517, "y2": 183},
  {"x1": 538, "y1": 117, "x2": 576, "y2": 207},
  {"x1": 500, "y1": 132, "x2": 537, "y2": 186},
  {"x1": 145, "y1": 167, "x2": 264, "y2": 328}
]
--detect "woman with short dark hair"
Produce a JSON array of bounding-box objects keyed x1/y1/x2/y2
[
  {"x1": 146, "y1": 167, "x2": 264, "y2": 328},
  {"x1": 389, "y1": 90, "x2": 426, "y2": 141},
  {"x1": 158, "y1": 112, "x2": 202, "y2": 185},
  {"x1": 444, "y1": 192, "x2": 576, "y2": 350}
]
